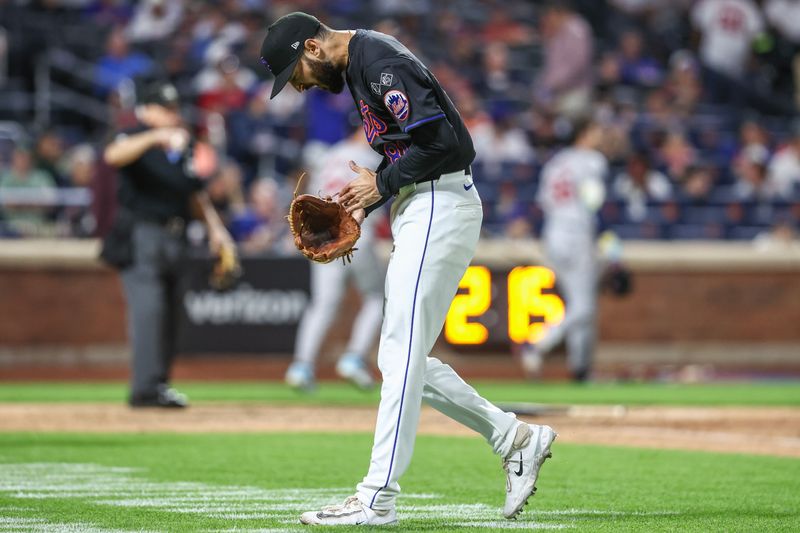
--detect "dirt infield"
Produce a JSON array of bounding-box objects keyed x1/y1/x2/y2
[{"x1": 2, "y1": 403, "x2": 799, "y2": 458}]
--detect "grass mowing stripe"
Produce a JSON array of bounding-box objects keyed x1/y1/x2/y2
[
  {"x1": 0, "y1": 432, "x2": 798, "y2": 532},
  {"x1": 1, "y1": 381, "x2": 799, "y2": 406}
]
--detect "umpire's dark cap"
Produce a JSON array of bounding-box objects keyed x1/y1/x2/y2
[
  {"x1": 260, "y1": 12, "x2": 321, "y2": 99},
  {"x1": 140, "y1": 81, "x2": 180, "y2": 109}
]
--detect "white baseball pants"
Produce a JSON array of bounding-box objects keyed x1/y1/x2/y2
[{"x1": 355, "y1": 169, "x2": 520, "y2": 511}]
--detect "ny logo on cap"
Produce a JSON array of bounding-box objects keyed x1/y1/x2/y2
[{"x1": 291, "y1": 41, "x2": 300, "y2": 50}]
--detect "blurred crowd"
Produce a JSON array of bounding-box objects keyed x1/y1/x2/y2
[{"x1": 1, "y1": 0, "x2": 799, "y2": 247}]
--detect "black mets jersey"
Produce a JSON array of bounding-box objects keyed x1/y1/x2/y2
[{"x1": 345, "y1": 30, "x2": 475, "y2": 212}]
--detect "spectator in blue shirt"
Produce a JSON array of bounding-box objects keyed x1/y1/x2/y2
[
  {"x1": 230, "y1": 177, "x2": 290, "y2": 254},
  {"x1": 94, "y1": 27, "x2": 153, "y2": 98},
  {"x1": 618, "y1": 29, "x2": 664, "y2": 87}
]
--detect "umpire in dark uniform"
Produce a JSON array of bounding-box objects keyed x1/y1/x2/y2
[{"x1": 102, "y1": 81, "x2": 237, "y2": 408}]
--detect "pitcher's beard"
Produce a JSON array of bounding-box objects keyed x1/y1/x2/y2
[{"x1": 307, "y1": 57, "x2": 345, "y2": 93}]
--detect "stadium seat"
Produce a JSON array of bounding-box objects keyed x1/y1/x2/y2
[
  {"x1": 682, "y1": 206, "x2": 727, "y2": 225},
  {"x1": 669, "y1": 224, "x2": 725, "y2": 240},
  {"x1": 708, "y1": 186, "x2": 739, "y2": 205},
  {"x1": 609, "y1": 223, "x2": 664, "y2": 240},
  {"x1": 727, "y1": 225, "x2": 767, "y2": 240}
]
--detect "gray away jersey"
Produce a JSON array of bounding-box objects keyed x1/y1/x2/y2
[{"x1": 537, "y1": 147, "x2": 607, "y2": 244}]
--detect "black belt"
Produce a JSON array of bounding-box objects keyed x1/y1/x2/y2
[{"x1": 418, "y1": 165, "x2": 472, "y2": 185}]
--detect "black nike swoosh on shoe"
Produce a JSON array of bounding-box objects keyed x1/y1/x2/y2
[{"x1": 514, "y1": 452, "x2": 524, "y2": 476}]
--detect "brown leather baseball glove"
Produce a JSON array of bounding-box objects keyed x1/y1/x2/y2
[{"x1": 288, "y1": 194, "x2": 361, "y2": 264}]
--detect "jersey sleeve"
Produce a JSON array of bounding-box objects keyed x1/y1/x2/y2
[{"x1": 365, "y1": 59, "x2": 446, "y2": 133}]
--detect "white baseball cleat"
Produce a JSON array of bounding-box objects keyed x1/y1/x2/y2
[
  {"x1": 502, "y1": 423, "x2": 557, "y2": 519},
  {"x1": 336, "y1": 353, "x2": 376, "y2": 390},
  {"x1": 285, "y1": 362, "x2": 315, "y2": 391},
  {"x1": 299, "y1": 495, "x2": 397, "y2": 526}
]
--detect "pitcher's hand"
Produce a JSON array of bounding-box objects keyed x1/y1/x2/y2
[{"x1": 339, "y1": 161, "x2": 381, "y2": 213}]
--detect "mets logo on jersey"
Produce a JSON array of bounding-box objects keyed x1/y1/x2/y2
[{"x1": 384, "y1": 90, "x2": 410, "y2": 121}]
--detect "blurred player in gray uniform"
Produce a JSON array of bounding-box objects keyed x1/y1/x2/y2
[
  {"x1": 286, "y1": 128, "x2": 385, "y2": 390},
  {"x1": 523, "y1": 119, "x2": 607, "y2": 382}
]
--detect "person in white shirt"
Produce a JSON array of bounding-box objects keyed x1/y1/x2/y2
[
  {"x1": 126, "y1": 0, "x2": 184, "y2": 44},
  {"x1": 471, "y1": 104, "x2": 536, "y2": 176},
  {"x1": 766, "y1": 120, "x2": 800, "y2": 199},
  {"x1": 691, "y1": 0, "x2": 764, "y2": 79},
  {"x1": 613, "y1": 151, "x2": 672, "y2": 221},
  {"x1": 733, "y1": 143, "x2": 776, "y2": 201}
]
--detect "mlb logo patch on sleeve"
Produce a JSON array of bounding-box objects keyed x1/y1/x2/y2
[{"x1": 384, "y1": 90, "x2": 410, "y2": 121}]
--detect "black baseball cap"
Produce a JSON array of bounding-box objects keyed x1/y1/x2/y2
[
  {"x1": 260, "y1": 12, "x2": 321, "y2": 99},
  {"x1": 139, "y1": 81, "x2": 180, "y2": 109}
]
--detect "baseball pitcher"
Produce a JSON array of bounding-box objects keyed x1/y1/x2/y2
[{"x1": 261, "y1": 12, "x2": 556, "y2": 526}]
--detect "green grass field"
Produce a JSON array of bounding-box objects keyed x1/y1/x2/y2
[
  {"x1": 2, "y1": 380, "x2": 800, "y2": 406},
  {"x1": 1, "y1": 381, "x2": 799, "y2": 532}
]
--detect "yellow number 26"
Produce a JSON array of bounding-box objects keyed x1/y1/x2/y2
[{"x1": 444, "y1": 266, "x2": 565, "y2": 345}]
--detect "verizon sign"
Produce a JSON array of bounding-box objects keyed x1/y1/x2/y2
[
  {"x1": 177, "y1": 256, "x2": 310, "y2": 354},
  {"x1": 184, "y1": 285, "x2": 307, "y2": 325}
]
